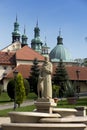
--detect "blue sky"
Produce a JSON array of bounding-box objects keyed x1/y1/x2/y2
[{"x1": 0, "y1": 0, "x2": 87, "y2": 59}]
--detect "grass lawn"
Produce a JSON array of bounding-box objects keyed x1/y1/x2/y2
[
  {"x1": 0, "y1": 92, "x2": 87, "y2": 117},
  {"x1": 0, "y1": 92, "x2": 11, "y2": 103},
  {"x1": 57, "y1": 97, "x2": 87, "y2": 108},
  {"x1": 0, "y1": 105, "x2": 36, "y2": 117},
  {"x1": 0, "y1": 92, "x2": 37, "y2": 103}
]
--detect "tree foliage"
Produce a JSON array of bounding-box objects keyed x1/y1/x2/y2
[
  {"x1": 29, "y1": 58, "x2": 40, "y2": 95},
  {"x1": 82, "y1": 58, "x2": 87, "y2": 66},
  {"x1": 53, "y1": 59, "x2": 69, "y2": 97},
  {"x1": 52, "y1": 84, "x2": 60, "y2": 98},
  {"x1": 7, "y1": 79, "x2": 15, "y2": 100},
  {"x1": 65, "y1": 81, "x2": 75, "y2": 97},
  {"x1": 23, "y1": 79, "x2": 30, "y2": 96},
  {"x1": 16, "y1": 73, "x2": 26, "y2": 107},
  {"x1": 7, "y1": 77, "x2": 29, "y2": 100}
]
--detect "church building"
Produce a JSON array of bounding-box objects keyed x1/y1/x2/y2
[{"x1": 0, "y1": 16, "x2": 87, "y2": 96}]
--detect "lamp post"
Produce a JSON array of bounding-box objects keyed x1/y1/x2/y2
[
  {"x1": 13, "y1": 70, "x2": 18, "y2": 110},
  {"x1": 76, "y1": 70, "x2": 80, "y2": 98}
]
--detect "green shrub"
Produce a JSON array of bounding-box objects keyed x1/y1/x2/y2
[
  {"x1": 7, "y1": 78, "x2": 29, "y2": 100},
  {"x1": 65, "y1": 82, "x2": 75, "y2": 97},
  {"x1": 52, "y1": 85, "x2": 60, "y2": 98},
  {"x1": 7, "y1": 79, "x2": 15, "y2": 100},
  {"x1": 16, "y1": 73, "x2": 26, "y2": 107}
]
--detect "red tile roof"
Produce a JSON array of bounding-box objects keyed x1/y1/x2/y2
[
  {"x1": 6, "y1": 64, "x2": 87, "y2": 81},
  {"x1": 16, "y1": 46, "x2": 45, "y2": 61},
  {"x1": 6, "y1": 64, "x2": 32, "y2": 79},
  {"x1": 0, "y1": 51, "x2": 15, "y2": 65},
  {"x1": 53, "y1": 65, "x2": 87, "y2": 81},
  {"x1": 66, "y1": 66, "x2": 87, "y2": 81}
]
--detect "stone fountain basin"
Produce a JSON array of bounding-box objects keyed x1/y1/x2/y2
[
  {"x1": 9, "y1": 112, "x2": 61, "y2": 123},
  {"x1": 53, "y1": 108, "x2": 77, "y2": 117},
  {"x1": 39, "y1": 116, "x2": 87, "y2": 124}
]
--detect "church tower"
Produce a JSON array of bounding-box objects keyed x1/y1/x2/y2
[
  {"x1": 21, "y1": 26, "x2": 28, "y2": 47},
  {"x1": 42, "y1": 36, "x2": 50, "y2": 57},
  {"x1": 31, "y1": 21, "x2": 43, "y2": 54},
  {"x1": 12, "y1": 16, "x2": 20, "y2": 43}
]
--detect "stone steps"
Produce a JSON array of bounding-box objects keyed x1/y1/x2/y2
[
  {"x1": 2, "y1": 123, "x2": 86, "y2": 130},
  {"x1": 39, "y1": 116, "x2": 87, "y2": 124}
]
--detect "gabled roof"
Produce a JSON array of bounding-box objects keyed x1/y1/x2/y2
[
  {"x1": 0, "y1": 51, "x2": 16, "y2": 65},
  {"x1": 16, "y1": 45, "x2": 45, "y2": 61},
  {"x1": 6, "y1": 64, "x2": 32, "y2": 79}
]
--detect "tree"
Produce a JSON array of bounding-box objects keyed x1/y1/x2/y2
[
  {"x1": 23, "y1": 79, "x2": 30, "y2": 96},
  {"x1": 81, "y1": 58, "x2": 87, "y2": 66},
  {"x1": 15, "y1": 73, "x2": 26, "y2": 107},
  {"x1": 52, "y1": 84, "x2": 60, "y2": 98},
  {"x1": 7, "y1": 78, "x2": 29, "y2": 100},
  {"x1": 53, "y1": 59, "x2": 69, "y2": 97},
  {"x1": 29, "y1": 58, "x2": 40, "y2": 95},
  {"x1": 7, "y1": 79, "x2": 15, "y2": 100}
]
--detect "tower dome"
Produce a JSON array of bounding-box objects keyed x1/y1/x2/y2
[
  {"x1": 21, "y1": 26, "x2": 28, "y2": 47},
  {"x1": 49, "y1": 34, "x2": 73, "y2": 62},
  {"x1": 31, "y1": 21, "x2": 43, "y2": 54},
  {"x1": 12, "y1": 15, "x2": 20, "y2": 43}
]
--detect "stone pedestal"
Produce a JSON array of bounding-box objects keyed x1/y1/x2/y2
[
  {"x1": 75, "y1": 106, "x2": 87, "y2": 116},
  {"x1": 35, "y1": 98, "x2": 57, "y2": 113}
]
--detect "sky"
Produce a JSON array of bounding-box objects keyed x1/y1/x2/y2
[{"x1": 0, "y1": 0, "x2": 87, "y2": 59}]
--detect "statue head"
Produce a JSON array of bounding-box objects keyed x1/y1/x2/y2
[{"x1": 44, "y1": 56, "x2": 49, "y2": 63}]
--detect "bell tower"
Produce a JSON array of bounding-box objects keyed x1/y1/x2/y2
[
  {"x1": 12, "y1": 15, "x2": 20, "y2": 43},
  {"x1": 21, "y1": 26, "x2": 28, "y2": 47},
  {"x1": 31, "y1": 20, "x2": 43, "y2": 53}
]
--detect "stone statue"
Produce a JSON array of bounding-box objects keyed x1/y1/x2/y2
[
  {"x1": 37, "y1": 75, "x2": 44, "y2": 98},
  {"x1": 37, "y1": 56, "x2": 53, "y2": 99}
]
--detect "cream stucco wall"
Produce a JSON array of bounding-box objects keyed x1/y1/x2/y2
[
  {"x1": 3, "y1": 79, "x2": 10, "y2": 91},
  {"x1": 80, "y1": 82, "x2": 87, "y2": 93},
  {"x1": 0, "y1": 65, "x2": 14, "y2": 91},
  {"x1": 16, "y1": 60, "x2": 44, "y2": 66},
  {"x1": 0, "y1": 65, "x2": 13, "y2": 80},
  {"x1": 1, "y1": 41, "x2": 21, "y2": 52}
]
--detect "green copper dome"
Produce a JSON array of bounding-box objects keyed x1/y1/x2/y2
[
  {"x1": 21, "y1": 27, "x2": 28, "y2": 46},
  {"x1": 12, "y1": 16, "x2": 20, "y2": 43},
  {"x1": 31, "y1": 37, "x2": 42, "y2": 43},
  {"x1": 22, "y1": 27, "x2": 28, "y2": 39},
  {"x1": 49, "y1": 35, "x2": 73, "y2": 62},
  {"x1": 31, "y1": 21, "x2": 43, "y2": 53},
  {"x1": 31, "y1": 21, "x2": 42, "y2": 44},
  {"x1": 12, "y1": 31, "x2": 20, "y2": 36}
]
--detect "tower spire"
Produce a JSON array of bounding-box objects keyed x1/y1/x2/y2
[
  {"x1": 16, "y1": 14, "x2": 17, "y2": 22},
  {"x1": 59, "y1": 28, "x2": 61, "y2": 37},
  {"x1": 57, "y1": 28, "x2": 63, "y2": 45},
  {"x1": 34, "y1": 20, "x2": 40, "y2": 38},
  {"x1": 24, "y1": 25, "x2": 26, "y2": 34},
  {"x1": 36, "y1": 19, "x2": 38, "y2": 27},
  {"x1": 21, "y1": 25, "x2": 28, "y2": 47},
  {"x1": 31, "y1": 20, "x2": 43, "y2": 53},
  {"x1": 12, "y1": 15, "x2": 20, "y2": 43},
  {"x1": 45, "y1": 36, "x2": 47, "y2": 45}
]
